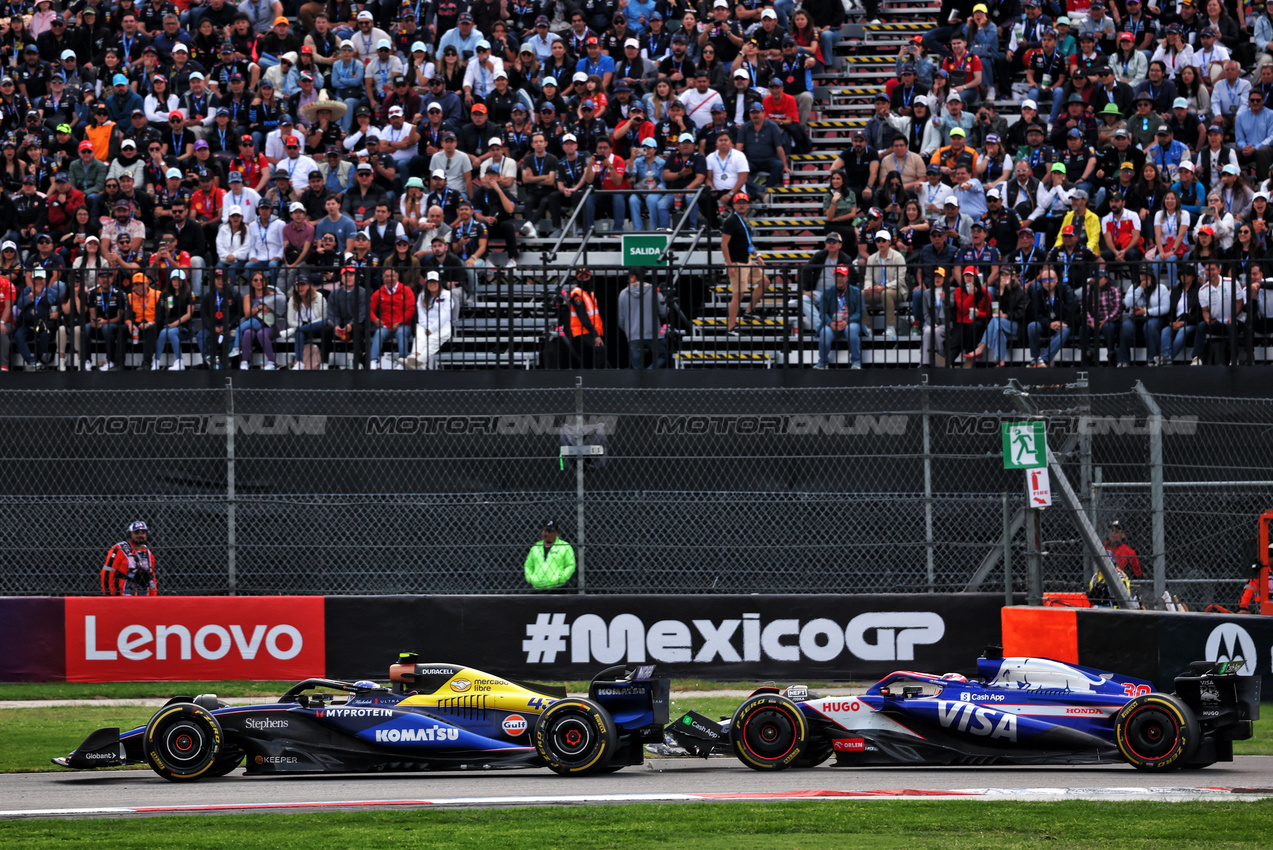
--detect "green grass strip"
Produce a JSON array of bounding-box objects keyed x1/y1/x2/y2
[{"x1": 2, "y1": 800, "x2": 1273, "y2": 848}]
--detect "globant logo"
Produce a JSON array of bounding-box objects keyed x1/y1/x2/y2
[{"x1": 522, "y1": 612, "x2": 945, "y2": 665}]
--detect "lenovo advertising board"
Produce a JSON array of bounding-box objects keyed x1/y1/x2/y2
[
  {"x1": 63, "y1": 597, "x2": 326, "y2": 682},
  {"x1": 325, "y1": 594, "x2": 1014, "y2": 680}
]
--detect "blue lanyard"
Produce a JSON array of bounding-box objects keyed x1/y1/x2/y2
[{"x1": 533, "y1": 154, "x2": 545, "y2": 175}]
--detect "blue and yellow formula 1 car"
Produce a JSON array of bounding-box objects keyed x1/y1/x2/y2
[
  {"x1": 54, "y1": 654, "x2": 669, "y2": 781},
  {"x1": 661, "y1": 649, "x2": 1259, "y2": 771}
]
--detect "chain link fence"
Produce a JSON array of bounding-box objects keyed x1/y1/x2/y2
[{"x1": 0, "y1": 380, "x2": 1267, "y2": 608}]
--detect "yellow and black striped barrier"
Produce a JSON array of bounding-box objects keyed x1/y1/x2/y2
[
  {"x1": 758, "y1": 251, "x2": 816, "y2": 260},
  {"x1": 791, "y1": 153, "x2": 837, "y2": 161},
  {"x1": 749, "y1": 218, "x2": 823, "y2": 226},
  {"x1": 826, "y1": 87, "x2": 887, "y2": 96},
  {"x1": 676, "y1": 352, "x2": 772, "y2": 361},
  {"x1": 840, "y1": 56, "x2": 893, "y2": 63},
  {"x1": 863, "y1": 23, "x2": 928, "y2": 31},
  {"x1": 763, "y1": 186, "x2": 825, "y2": 194},
  {"x1": 809, "y1": 119, "x2": 868, "y2": 128}
]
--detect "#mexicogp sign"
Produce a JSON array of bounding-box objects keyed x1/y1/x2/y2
[
  {"x1": 1002, "y1": 421, "x2": 1048, "y2": 470},
  {"x1": 623, "y1": 234, "x2": 668, "y2": 266}
]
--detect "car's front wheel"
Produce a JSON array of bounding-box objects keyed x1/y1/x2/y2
[
  {"x1": 730, "y1": 693, "x2": 807, "y2": 771},
  {"x1": 534, "y1": 698, "x2": 617, "y2": 776},
  {"x1": 1114, "y1": 693, "x2": 1200, "y2": 770},
  {"x1": 143, "y1": 703, "x2": 225, "y2": 781}
]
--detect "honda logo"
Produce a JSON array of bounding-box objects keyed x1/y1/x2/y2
[{"x1": 1204, "y1": 622, "x2": 1257, "y2": 676}]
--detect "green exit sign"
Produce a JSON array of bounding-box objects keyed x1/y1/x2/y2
[
  {"x1": 1002, "y1": 421, "x2": 1048, "y2": 469},
  {"x1": 622, "y1": 234, "x2": 668, "y2": 266}
]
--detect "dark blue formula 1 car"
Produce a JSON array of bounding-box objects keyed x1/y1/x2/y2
[
  {"x1": 662, "y1": 649, "x2": 1259, "y2": 771},
  {"x1": 54, "y1": 655, "x2": 669, "y2": 781}
]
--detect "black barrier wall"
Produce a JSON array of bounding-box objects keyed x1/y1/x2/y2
[{"x1": 323, "y1": 594, "x2": 1016, "y2": 681}]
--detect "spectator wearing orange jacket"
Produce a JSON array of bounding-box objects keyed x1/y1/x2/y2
[
  {"x1": 101, "y1": 521, "x2": 157, "y2": 596},
  {"x1": 126, "y1": 272, "x2": 162, "y2": 370},
  {"x1": 369, "y1": 267, "x2": 415, "y2": 369}
]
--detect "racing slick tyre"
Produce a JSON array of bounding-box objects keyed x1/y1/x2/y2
[
  {"x1": 534, "y1": 698, "x2": 618, "y2": 776},
  {"x1": 142, "y1": 702, "x2": 225, "y2": 782},
  {"x1": 1114, "y1": 693, "x2": 1200, "y2": 770},
  {"x1": 730, "y1": 693, "x2": 807, "y2": 771}
]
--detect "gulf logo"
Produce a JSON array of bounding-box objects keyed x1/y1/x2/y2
[
  {"x1": 503, "y1": 714, "x2": 528, "y2": 736},
  {"x1": 450, "y1": 679, "x2": 472, "y2": 692}
]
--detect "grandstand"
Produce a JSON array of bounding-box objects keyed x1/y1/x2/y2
[{"x1": 2, "y1": 0, "x2": 1271, "y2": 372}]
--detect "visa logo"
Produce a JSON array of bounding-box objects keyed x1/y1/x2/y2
[{"x1": 934, "y1": 700, "x2": 1018, "y2": 742}]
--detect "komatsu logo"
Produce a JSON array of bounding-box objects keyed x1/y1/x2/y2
[
  {"x1": 320, "y1": 708, "x2": 393, "y2": 718},
  {"x1": 375, "y1": 727, "x2": 461, "y2": 743},
  {"x1": 935, "y1": 700, "x2": 1018, "y2": 742}
]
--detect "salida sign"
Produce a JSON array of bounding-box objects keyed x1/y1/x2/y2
[{"x1": 64, "y1": 597, "x2": 325, "y2": 681}]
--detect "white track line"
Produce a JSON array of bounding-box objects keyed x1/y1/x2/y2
[{"x1": 4, "y1": 787, "x2": 1273, "y2": 818}]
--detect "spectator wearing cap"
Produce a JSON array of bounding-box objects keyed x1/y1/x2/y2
[
  {"x1": 936, "y1": 92, "x2": 975, "y2": 147},
  {"x1": 830, "y1": 132, "x2": 880, "y2": 210},
  {"x1": 1166, "y1": 96, "x2": 1207, "y2": 155},
  {"x1": 614, "y1": 37, "x2": 657, "y2": 96},
  {"x1": 956, "y1": 215, "x2": 1000, "y2": 291},
  {"x1": 222, "y1": 168, "x2": 262, "y2": 223},
  {"x1": 1150, "y1": 25, "x2": 1194, "y2": 82},
  {"x1": 244, "y1": 199, "x2": 286, "y2": 287},
  {"x1": 863, "y1": 230, "x2": 907, "y2": 340},
  {"x1": 1092, "y1": 65, "x2": 1136, "y2": 124},
  {"x1": 1235, "y1": 85, "x2": 1273, "y2": 177},
  {"x1": 364, "y1": 40, "x2": 405, "y2": 114},
  {"x1": 470, "y1": 163, "x2": 521, "y2": 268},
  {"x1": 1028, "y1": 162, "x2": 1076, "y2": 243},
  {"x1": 1075, "y1": 267, "x2": 1124, "y2": 366},
  {"x1": 463, "y1": 39, "x2": 506, "y2": 105},
  {"x1": 1056, "y1": 125, "x2": 1101, "y2": 206},
  {"x1": 523, "y1": 519, "x2": 576, "y2": 591},
  {"x1": 919, "y1": 163, "x2": 954, "y2": 218},
  {"x1": 1195, "y1": 124, "x2": 1239, "y2": 192},
  {"x1": 1099, "y1": 188, "x2": 1144, "y2": 273},
  {"x1": 930, "y1": 126, "x2": 978, "y2": 185},
  {"x1": 1024, "y1": 28, "x2": 1068, "y2": 117},
  {"x1": 738, "y1": 103, "x2": 789, "y2": 198},
  {"x1": 104, "y1": 73, "x2": 146, "y2": 124},
  {"x1": 1171, "y1": 159, "x2": 1208, "y2": 217},
  {"x1": 698, "y1": 1, "x2": 746, "y2": 67},
  {"x1": 816, "y1": 264, "x2": 863, "y2": 369},
  {"x1": 628, "y1": 137, "x2": 672, "y2": 230},
  {"x1": 796, "y1": 231, "x2": 852, "y2": 333},
  {"x1": 278, "y1": 200, "x2": 314, "y2": 287},
  {"x1": 1048, "y1": 216, "x2": 1098, "y2": 303},
  {"x1": 575, "y1": 34, "x2": 615, "y2": 92},
  {"x1": 761, "y1": 79, "x2": 810, "y2": 155},
  {"x1": 70, "y1": 140, "x2": 109, "y2": 208},
  {"x1": 330, "y1": 42, "x2": 367, "y2": 131},
  {"x1": 1079, "y1": 1, "x2": 1116, "y2": 49},
  {"x1": 526, "y1": 17, "x2": 562, "y2": 63},
  {"x1": 13, "y1": 266, "x2": 59, "y2": 369},
  {"x1": 1144, "y1": 122, "x2": 1189, "y2": 183},
  {"x1": 348, "y1": 9, "x2": 394, "y2": 61},
  {"x1": 99, "y1": 196, "x2": 144, "y2": 253},
  {"x1": 950, "y1": 265, "x2": 991, "y2": 364}
]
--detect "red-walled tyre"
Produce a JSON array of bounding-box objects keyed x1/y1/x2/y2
[
  {"x1": 1114, "y1": 693, "x2": 1200, "y2": 770},
  {"x1": 730, "y1": 694, "x2": 807, "y2": 771}
]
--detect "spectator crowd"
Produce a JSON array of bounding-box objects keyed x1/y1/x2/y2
[
  {"x1": 0, "y1": 0, "x2": 1270, "y2": 370},
  {"x1": 799, "y1": 0, "x2": 1273, "y2": 368}
]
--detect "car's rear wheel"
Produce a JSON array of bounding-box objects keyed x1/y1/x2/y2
[
  {"x1": 143, "y1": 703, "x2": 224, "y2": 782},
  {"x1": 1114, "y1": 693, "x2": 1199, "y2": 770},
  {"x1": 730, "y1": 694, "x2": 807, "y2": 771},
  {"x1": 534, "y1": 698, "x2": 617, "y2": 776}
]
